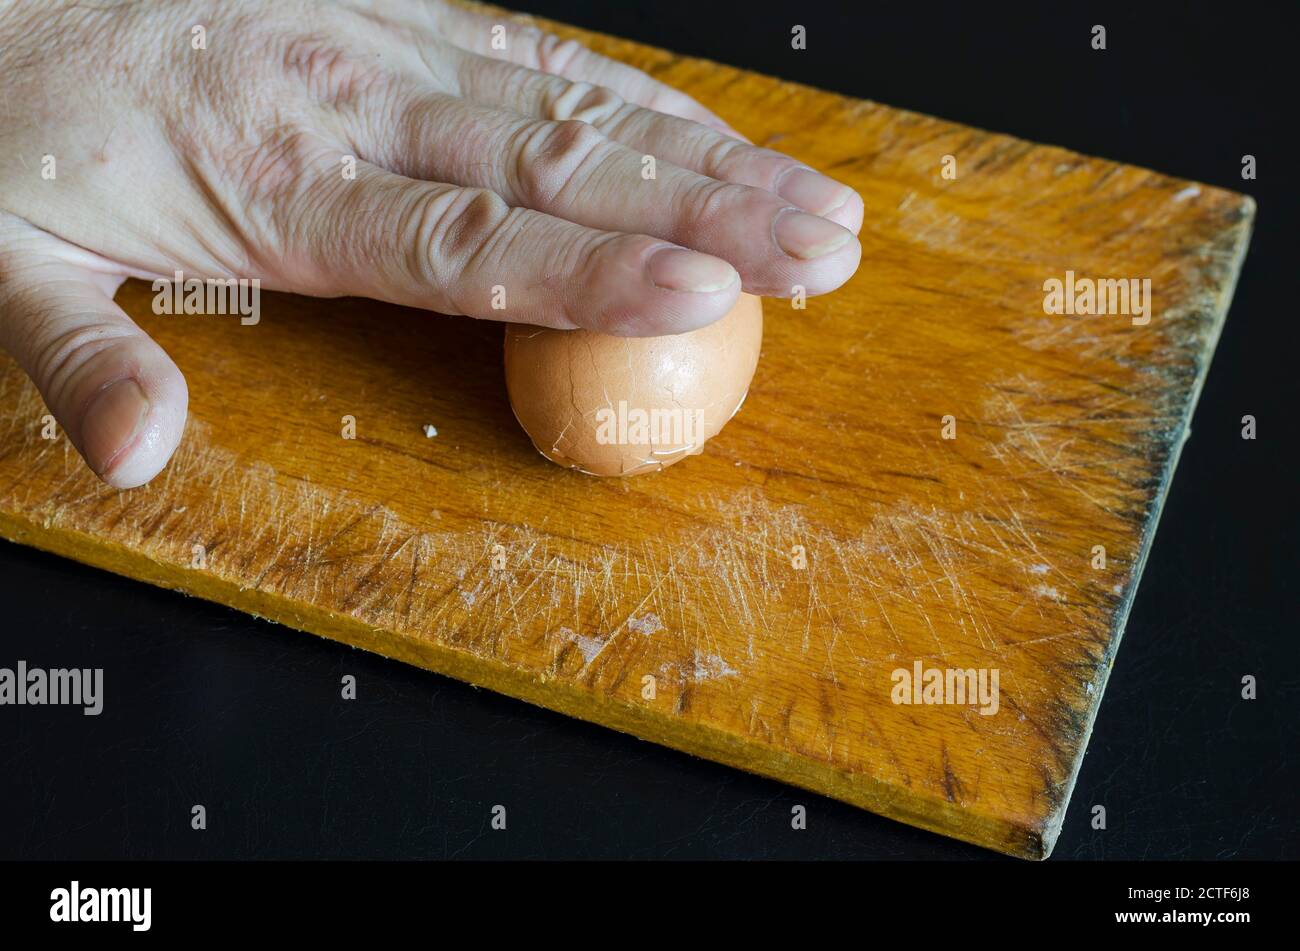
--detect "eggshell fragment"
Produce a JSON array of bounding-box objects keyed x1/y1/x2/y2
[{"x1": 504, "y1": 294, "x2": 763, "y2": 476}]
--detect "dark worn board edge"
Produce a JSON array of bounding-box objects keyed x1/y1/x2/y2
[{"x1": 1037, "y1": 204, "x2": 1255, "y2": 856}]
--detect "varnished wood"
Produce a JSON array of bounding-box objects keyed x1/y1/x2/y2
[{"x1": 0, "y1": 5, "x2": 1253, "y2": 857}]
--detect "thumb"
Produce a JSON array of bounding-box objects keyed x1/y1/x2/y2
[{"x1": 0, "y1": 230, "x2": 188, "y2": 488}]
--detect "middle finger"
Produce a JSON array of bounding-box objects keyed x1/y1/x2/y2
[
  {"x1": 451, "y1": 49, "x2": 864, "y2": 234},
  {"x1": 335, "y1": 83, "x2": 862, "y2": 298}
]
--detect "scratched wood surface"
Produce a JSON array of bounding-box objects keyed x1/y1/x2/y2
[{"x1": 0, "y1": 9, "x2": 1253, "y2": 858}]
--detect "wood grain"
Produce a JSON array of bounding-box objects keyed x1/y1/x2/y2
[{"x1": 0, "y1": 5, "x2": 1252, "y2": 857}]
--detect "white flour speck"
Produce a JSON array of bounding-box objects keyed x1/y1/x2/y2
[
  {"x1": 559, "y1": 627, "x2": 604, "y2": 664},
  {"x1": 627, "y1": 613, "x2": 663, "y2": 635},
  {"x1": 691, "y1": 652, "x2": 738, "y2": 682}
]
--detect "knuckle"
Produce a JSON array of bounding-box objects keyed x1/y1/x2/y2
[
  {"x1": 643, "y1": 86, "x2": 690, "y2": 115},
  {"x1": 512, "y1": 119, "x2": 607, "y2": 208},
  {"x1": 281, "y1": 33, "x2": 385, "y2": 106},
  {"x1": 673, "y1": 178, "x2": 736, "y2": 237},
  {"x1": 547, "y1": 80, "x2": 625, "y2": 125},
  {"x1": 417, "y1": 187, "x2": 512, "y2": 275},
  {"x1": 533, "y1": 34, "x2": 585, "y2": 74},
  {"x1": 697, "y1": 134, "x2": 748, "y2": 181},
  {"x1": 230, "y1": 126, "x2": 327, "y2": 208},
  {"x1": 29, "y1": 318, "x2": 134, "y2": 407}
]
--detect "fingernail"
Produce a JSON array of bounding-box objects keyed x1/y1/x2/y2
[
  {"x1": 647, "y1": 247, "x2": 737, "y2": 293},
  {"x1": 81, "y1": 378, "x2": 151, "y2": 478},
  {"x1": 776, "y1": 167, "x2": 854, "y2": 216},
  {"x1": 773, "y1": 209, "x2": 853, "y2": 259}
]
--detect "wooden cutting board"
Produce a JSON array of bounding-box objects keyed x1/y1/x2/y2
[{"x1": 0, "y1": 6, "x2": 1252, "y2": 858}]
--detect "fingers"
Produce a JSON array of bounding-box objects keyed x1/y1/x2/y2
[
  {"x1": 337, "y1": 89, "x2": 860, "y2": 298},
  {"x1": 425, "y1": 3, "x2": 746, "y2": 139},
  {"x1": 0, "y1": 226, "x2": 188, "y2": 488},
  {"x1": 282, "y1": 158, "x2": 740, "y2": 335},
  {"x1": 451, "y1": 52, "x2": 864, "y2": 234}
]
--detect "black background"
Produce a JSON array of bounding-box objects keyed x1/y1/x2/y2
[{"x1": 1, "y1": 1, "x2": 1294, "y2": 860}]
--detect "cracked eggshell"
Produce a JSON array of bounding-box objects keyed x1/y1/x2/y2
[{"x1": 504, "y1": 294, "x2": 763, "y2": 476}]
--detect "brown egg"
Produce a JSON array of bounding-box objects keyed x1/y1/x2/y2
[{"x1": 504, "y1": 294, "x2": 763, "y2": 476}]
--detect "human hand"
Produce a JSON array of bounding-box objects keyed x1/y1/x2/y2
[{"x1": 0, "y1": 0, "x2": 863, "y2": 487}]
